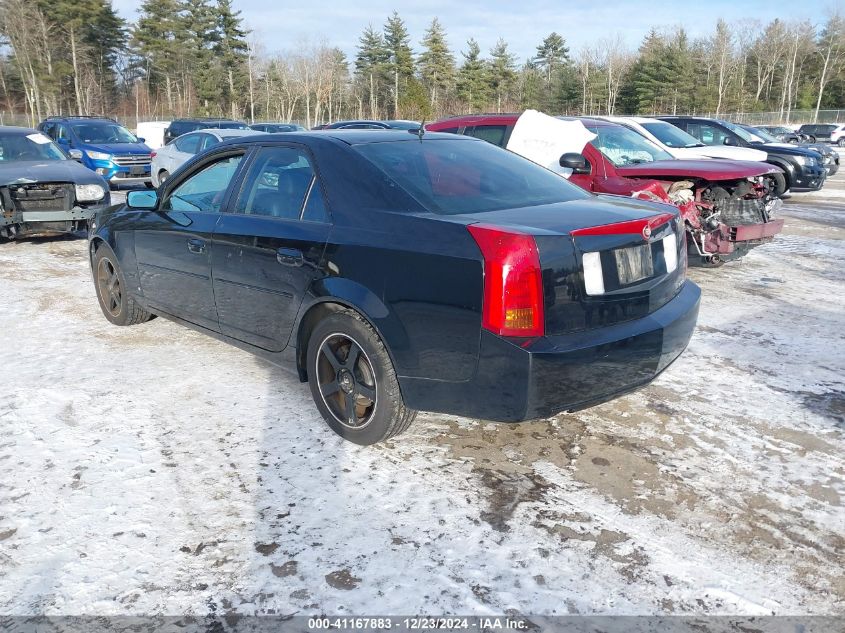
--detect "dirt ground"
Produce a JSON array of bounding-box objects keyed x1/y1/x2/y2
[{"x1": 0, "y1": 176, "x2": 842, "y2": 616}]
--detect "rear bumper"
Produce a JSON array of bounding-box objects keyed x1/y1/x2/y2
[{"x1": 399, "y1": 281, "x2": 701, "y2": 422}]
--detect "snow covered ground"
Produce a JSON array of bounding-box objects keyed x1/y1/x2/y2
[{"x1": 0, "y1": 179, "x2": 843, "y2": 618}]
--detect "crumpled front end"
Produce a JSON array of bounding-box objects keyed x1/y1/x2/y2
[
  {"x1": 0, "y1": 182, "x2": 110, "y2": 239},
  {"x1": 633, "y1": 176, "x2": 784, "y2": 267}
]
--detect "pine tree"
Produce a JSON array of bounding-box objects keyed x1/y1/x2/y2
[
  {"x1": 181, "y1": 0, "x2": 219, "y2": 113},
  {"x1": 488, "y1": 38, "x2": 516, "y2": 112},
  {"x1": 355, "y1": 25, "x2": 389, "y2": 118},
  {"x1": 418, "y1": 18, "x2": 455, "y2": 111},
  {"x1": 456, "y1": 38, "x2": 488, "y2": 110},
  {"x1": 383, "y1": 11, "x2": 414, "y2": 118},
  {"x1": 214, "y1": 0, "x2": 249, "y2": 118},
  {"x1": 133, "y1": 0, "x2": 185, "y2": 112},
  {"x1": 533, "y1": 32, "x2": 569, "y2": 84}
]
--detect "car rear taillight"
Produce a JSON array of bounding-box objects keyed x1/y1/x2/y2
[
  {"x1": 570, "y1": 212, "x2": 675, "y2": 239},
  {"x1": 150, "y1": 151, "x2": 157, "y2": 158},
  {"x1": 467, "y1": 224, "x2": 544, "y2": 338}
]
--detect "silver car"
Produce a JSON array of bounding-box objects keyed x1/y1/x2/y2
[{"x1": 151, "y1": 128, "x2": 262, "y2": 186}]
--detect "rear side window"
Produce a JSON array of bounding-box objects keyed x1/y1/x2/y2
[
  {"x1": 464, "y1": 125, "x2": 508, "y2": 147},
  {"x1": 175, "y1": 133, "x2": 201, "y2": 154},
  {"x1": 685, "y1": 123, "x2": 730, "y2": 146},
  {"x1": 235, "y1": 146, "x2": 327, "y2": 221},
  {"x1": 354, "y1": 138, "x2": 589, "y2": 215}
]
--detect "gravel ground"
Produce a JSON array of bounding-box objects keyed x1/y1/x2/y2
[{"x1": 0, "y1": 175, "x2": 842, "y2": 617}]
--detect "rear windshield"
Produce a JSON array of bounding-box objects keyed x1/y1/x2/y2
[
  {"x1": 217, "y1": 122, "x2": 249, "y2": 129},
  {"x1": 353, "y1": 138, "x2": 590, "y2": 215}
]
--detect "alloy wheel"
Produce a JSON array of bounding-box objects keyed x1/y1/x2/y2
[
  {"x1": 315, "y1": 333, "x2": 377, "y2": 429},
  {"x1": 97, "y1": 257, "x2": 122, "y2": 317}
]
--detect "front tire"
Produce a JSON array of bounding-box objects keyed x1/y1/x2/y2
[
  {"x1": 93, "y1": 244, "x2": 152, "y2": 326},
  {"x1": 158, "y1": 170, "x2": 170, "y2": 185},
  {"x1": 306, "y1": 308, "x2": 416, "y2": 445}
]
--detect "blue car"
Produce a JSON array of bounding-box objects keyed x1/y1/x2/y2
[{"x1": 38, "y1": 116, "x2": 153, "y2": 188}]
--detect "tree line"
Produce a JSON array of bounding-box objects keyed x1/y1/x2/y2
[{"x1": 1, "y1": 1, "x2": 844, "y2": 126}]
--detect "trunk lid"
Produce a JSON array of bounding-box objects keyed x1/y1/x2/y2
[{"x1": 457, "y1": 194, "x2": 687, "y2": 336}]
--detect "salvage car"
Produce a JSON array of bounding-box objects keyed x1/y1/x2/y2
[
  {"x1": 88, "y1": 131, "x2": 700, "y2": 444},
  {"x1": 740, "y1": 124, "x2": 839, "y2": 177},
  {"x1": 598, "y1": 116, "x2": 768, "y2": 162},
  {"x1": 38, "y1": 116, "x2": 153, "y2": 188},
  {"x1": 151, "y1": 128, "x2": 262, "y2": 186},
  {"x1": 427, "y1": 112, "x2": 784, "y2": 267},
  {"x1": 0, "y1": 126, "x2": 110, "y2": 240},
  {"x1": 659, "y1": 116, "x2": 826, "y2": 194}
]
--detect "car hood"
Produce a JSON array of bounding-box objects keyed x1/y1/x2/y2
[
  {"x1": 83, "y1": 142, "x2": 152, "y2": 155},
  {"x1": 751, "y1": 142, "x2": 820, "y2": 158},
  {"x1": 670, "y1": 145, "x2": 768, "y2": 162},
  {"x1": 0, "y1": 160, "x2": 108, "y2": 186},
  {"x1": 615, "y1": 158, "x2": 781, "y2": 180}
]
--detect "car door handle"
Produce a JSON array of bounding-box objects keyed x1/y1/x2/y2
[
  {"x1": 276, "y1": 247, "x2": 304, "y2": 267},
  {"x1": 187, "y1": 238, "x2": 206, "y2": 254}
]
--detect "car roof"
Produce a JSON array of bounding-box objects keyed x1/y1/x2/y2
[
  {"x1": 216, "y1": 129, "x2": 474, "y2": 147},
  {"x1": 198, "y1": 128, "x2": 263, "y2": 138},
  {"x1": 0, "y1": 125, "x2": 41, "y2": 135}
]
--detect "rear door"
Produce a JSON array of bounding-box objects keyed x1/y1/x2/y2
[
  {"x1": 211, "y1": 144, "x2": 331, "y2": 351},
  {"x1": 134, "y1": 149, "x2": 247, "y2": 330}
]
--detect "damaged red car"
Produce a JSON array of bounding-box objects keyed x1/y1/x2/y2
[{"x1": 426, "y1": 112, "x2": 785, "y2": 267}]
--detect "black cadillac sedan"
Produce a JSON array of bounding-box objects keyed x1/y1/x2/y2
[{"x1": 88, "y1": 131, "x2": 700, "y2": 444}]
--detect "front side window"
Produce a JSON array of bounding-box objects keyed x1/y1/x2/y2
[
  {"x1": 353, "y1": 137, "x2": 590, "y2": 215},
  {"x1": 163, "y1": 154, "x2": 244, "y2": 213},
  {"x1": 70, "y1": 122, "x2": 137, "y2": 144},
  {"x1": 584, "y1": 124, "x2": 674, "y2": 165},
  {"x1": 235, "y1": 146, "x2": 327, "y2": 221}
]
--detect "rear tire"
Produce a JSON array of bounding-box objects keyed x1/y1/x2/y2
[
  {"x1": 93, "y1": 244, "x2": 152, "y2": 326},
  {"x1": 838, "y1": 138, "x2": 845, "y2": 147},
  {"x1": 306, "y1": 308, "x2": 416, "y2": 445}
]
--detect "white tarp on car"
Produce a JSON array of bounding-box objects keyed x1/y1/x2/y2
[{"x1": 505, "y1": 109, "x2": 596, "y2": 176}]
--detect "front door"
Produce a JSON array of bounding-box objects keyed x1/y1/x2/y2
[
  {"x1": 134, "y1": 151, "x2": 246, "y2": 330},
  {"x1": 211, "y1": 145, "x2": 331, "y2": 352}
]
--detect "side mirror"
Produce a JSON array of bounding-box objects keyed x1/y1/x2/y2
[
  {"x1": 723, "y1": 136, "x2": 739, "y2": 146},
  {"x1": 137, "y1": 137, "x2": 145, "y2": 143},
  {"x1": 127, "y1": 190, "x2": 158, "y2": 210},
  {"x1": 559, "y1": 152, "x2": 591, "y2": 175},
  {"x1": 68, "y1": 148, "x2": 83, "y2": 161}
]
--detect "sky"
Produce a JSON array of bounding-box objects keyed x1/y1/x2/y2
[{"x1": 112, "y1": 0, "x2": 840, "y2": 63}]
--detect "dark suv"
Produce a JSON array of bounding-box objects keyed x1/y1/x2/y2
[
  {"x1": 39, "y1": 116, "x2": 153, "y2": 188},
  {"x1": 796, "y1": 123, "x2": 845, "y2": 145},
  {"x1": 659, "y1": 116, "x2": 826, "y2": 193},
  {"x1": 163, "y1": 119, "x2": 249, "y2": 145}
]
